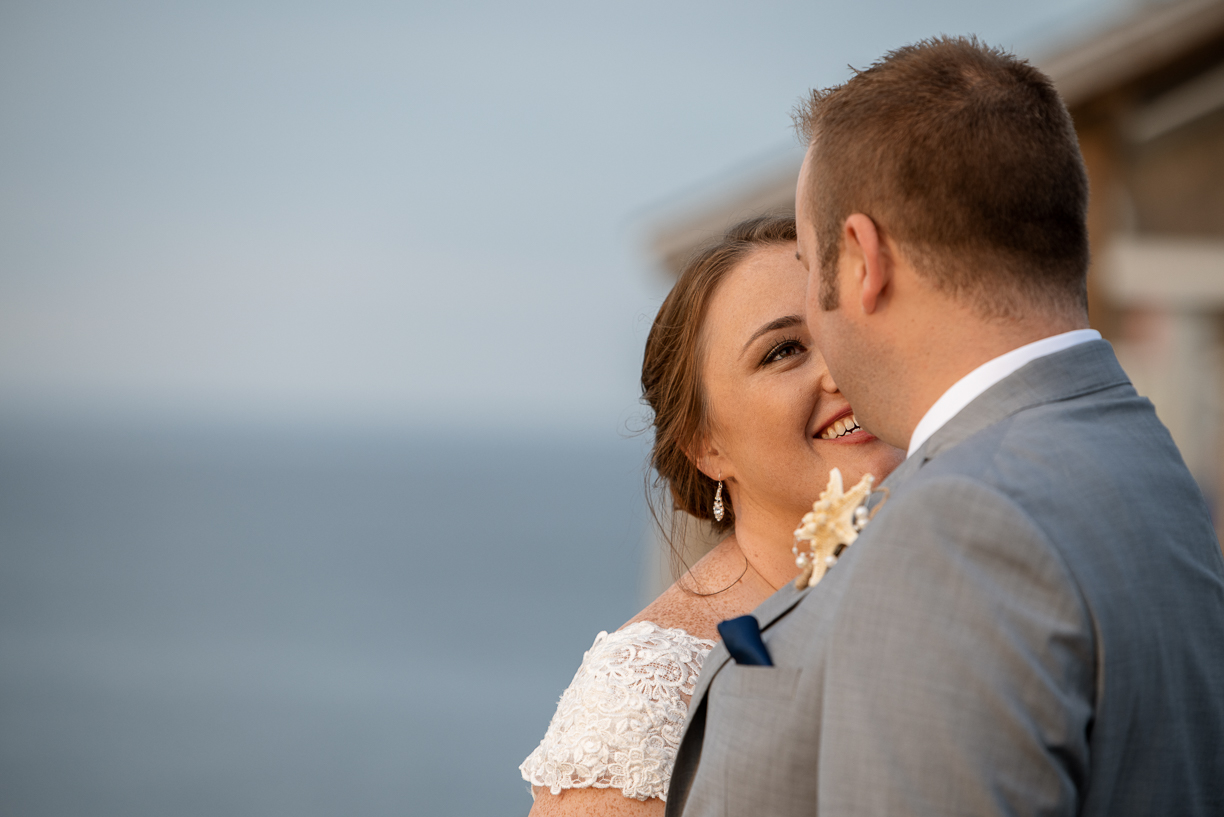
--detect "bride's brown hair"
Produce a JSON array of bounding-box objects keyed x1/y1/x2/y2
[{"x1": 641, "y1": 213, "x2": 798, "y2": 548}]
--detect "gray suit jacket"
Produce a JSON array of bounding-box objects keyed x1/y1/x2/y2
[{"x1": 666, "y1": 340, "x2": 1224, "y2": 816}]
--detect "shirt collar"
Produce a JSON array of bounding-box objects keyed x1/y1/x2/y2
[{"x1": 906, "y1": 329, "x2": 1102, "y2": 458}]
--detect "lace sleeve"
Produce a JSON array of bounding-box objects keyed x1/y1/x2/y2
[{"x1": 519, "y1": 621, "x2": 716, "y2": 802}]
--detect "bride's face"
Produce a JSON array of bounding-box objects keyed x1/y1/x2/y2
[{"x1": 699, "y1": 243, "x2": 904, "y2": 526}]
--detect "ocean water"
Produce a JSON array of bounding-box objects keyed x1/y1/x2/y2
[{"x1": 0, "y1": 417, "x2": 653, "y2": 816}]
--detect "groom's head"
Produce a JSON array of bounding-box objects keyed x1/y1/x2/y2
[
  {"x1": 794, "y1": 36, "x2": 1091, "y2": 447},
  {"x1": 795, "y1": 36, "x2": 1089, "y2": 317}
]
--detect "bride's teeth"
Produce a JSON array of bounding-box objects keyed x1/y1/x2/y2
[{"x1": 819, "y1": 414, "x2": 864, "y2": 439}]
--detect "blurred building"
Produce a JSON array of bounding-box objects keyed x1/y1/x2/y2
[{"x1": 642, "y1": 0, "x2": 1224, "y2": 583}]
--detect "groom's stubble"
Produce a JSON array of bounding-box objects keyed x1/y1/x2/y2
[{"x1": 811, "y1": 285, "x2": 911, "y2": 452}]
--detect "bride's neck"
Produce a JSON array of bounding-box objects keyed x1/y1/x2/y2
[{"x1": 729, "y1": 505, "x2": 803, "y2": 593}]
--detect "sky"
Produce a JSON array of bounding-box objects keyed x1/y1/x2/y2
[{"x1": 0, "y1": 0, "x2": 1132, "y2": 437}]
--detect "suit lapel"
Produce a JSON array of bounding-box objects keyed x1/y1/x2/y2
[
  {"x1": 755, "y1": 580, "x2": 811, "y2": 630},
  {"x1": 879, "y1": 445, "x2": 928, "y2": 491}
]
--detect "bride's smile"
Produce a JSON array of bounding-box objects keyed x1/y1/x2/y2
[{"x1": 814, "y1": 411, "x2": 870, "y2": 441}]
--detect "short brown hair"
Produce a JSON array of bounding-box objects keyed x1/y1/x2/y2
[
  {"x1": 641, "y1": 214, "x2": 797, "y2": 548},
  {"x1": 794, "y1": 36, "x2": 1089, "y2": 318}
]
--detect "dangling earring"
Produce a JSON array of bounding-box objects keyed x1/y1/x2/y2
[{"x1": 713, "y1": 473, "x2": 725, "y2": 522}]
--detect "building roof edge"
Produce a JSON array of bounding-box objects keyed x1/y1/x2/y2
[{"x1": 1039, "y1": 0, "x2": 1224, "y2": 107}]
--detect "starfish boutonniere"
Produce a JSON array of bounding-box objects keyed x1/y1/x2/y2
[{"x1": 792, "y1": 468, "x2": 878, "y2": 590}]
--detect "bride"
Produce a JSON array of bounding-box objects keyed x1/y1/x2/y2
[{"x1": 520, "y1": 215, "x2": 904, "y2": 815}]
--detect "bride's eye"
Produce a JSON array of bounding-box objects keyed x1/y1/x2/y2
[{"x1": 761, "y1": 337, "x2": 804, "y2": 365}]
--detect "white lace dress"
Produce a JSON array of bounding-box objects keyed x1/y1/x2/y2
[{"x1": 520, "y1": 621, "x2": 716, "y2": 802}]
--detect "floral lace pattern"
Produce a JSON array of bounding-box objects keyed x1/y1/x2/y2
[{"x1": 520, "y1": 621, "x2": 716, "y2": 802}]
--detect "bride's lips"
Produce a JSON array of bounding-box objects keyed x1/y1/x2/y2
[{"x1": 813, "y1": 410, "x2": 877, "y2": 445}]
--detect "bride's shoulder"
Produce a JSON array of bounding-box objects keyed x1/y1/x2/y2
[
  {"x1": 622, "y1": 537, "x2": 753, "y2": 642},
  {"x1": 623, "y1": 583, "x2": 720, "y2": 643}
]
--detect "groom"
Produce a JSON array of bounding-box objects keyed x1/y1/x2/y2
[{"x1": 666, "y1": 37, "x2": 1224, "y2": 816}]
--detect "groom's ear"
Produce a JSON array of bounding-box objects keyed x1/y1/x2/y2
[{"x1": 843, "y1": 214, "x2": 891, "y2": 315}]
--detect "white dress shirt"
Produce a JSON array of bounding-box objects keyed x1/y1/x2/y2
[{"x1": 906, "y1": 329, "x2": 1102, "y2": 457}]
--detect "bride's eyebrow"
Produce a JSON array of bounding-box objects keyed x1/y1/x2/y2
[{"x1": 741, "y1": 315, "x2": 803, "y2": 355}]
